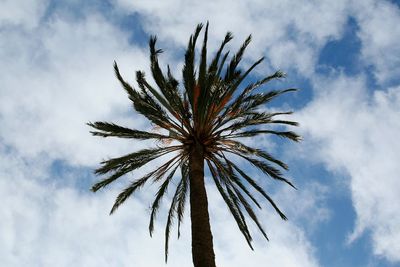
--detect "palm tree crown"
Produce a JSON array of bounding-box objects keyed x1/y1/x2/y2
[{"x1": 88, "y1": 22, "x2": 300, "y2": 265}]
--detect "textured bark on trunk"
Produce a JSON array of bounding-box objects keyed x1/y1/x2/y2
[{"x1": 189, "y1": 142, "x2": 216, "y2": 267}]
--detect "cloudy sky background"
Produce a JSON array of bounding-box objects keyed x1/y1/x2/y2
[{"x1": 1, "y1": 0, "x2": 400, "y2": 266}]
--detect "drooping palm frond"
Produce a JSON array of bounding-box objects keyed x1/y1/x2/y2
[
  {"x1": 89, "y1": 23, "x2": 300, "y2": 262},
  {"x1": 210, "y1": 154, "x2": 269, "y2": 240},
  {"x1": 149, "y1": 164, "x2": 180, "y2": 235},
  {"x1": 164, "y1": 158, "x2": 190, "y2": 262},
  {"x1": 206, "y1": 159, "x2": 254, "y2": 249}
]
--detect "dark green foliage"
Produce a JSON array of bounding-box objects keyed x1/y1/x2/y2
[{"x1": 89, "y1": 23, "x2": 300, "y2": 262}]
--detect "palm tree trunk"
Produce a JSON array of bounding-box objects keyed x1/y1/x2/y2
[{"x1": 189, "y1": 142, "x2": 216, "y2": 267}]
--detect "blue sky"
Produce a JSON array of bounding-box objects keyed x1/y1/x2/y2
[{"x1": 1, "y1": 1, "x2": 400, "y2": 266}]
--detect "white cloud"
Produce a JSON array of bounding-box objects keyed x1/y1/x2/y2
[
  {"x1": 0, "y1": 10, "x2": 153, "y2": 166},
  {"x1": 352, "y1": 0, "x2": 400, "y2": 84},
  {"x1": 298, "y1": 74, "x2": 400, "y2": 262},
  {"x1": 0, "y1": 0, "x2": 49, "y2": 29},
  {"x1": 275, "y1": 182, "x2": 331, "y2": 231},
  {"x1": 113, "y1": 0, "x2": 400, "y2": 85},
  {"x1": 0, "y1": 145, "x2": 190, "y2": 267},
  {"x1": 113, "y1": 0, "x2": 350, "y2": 76}
]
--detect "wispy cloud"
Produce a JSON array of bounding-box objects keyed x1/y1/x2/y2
[
  {"x1": 352, "y1": 0, "x2": 400, "y2": 84},
  {"x1": 298, "y1": 73, "x2": 400, "y2": 262}
]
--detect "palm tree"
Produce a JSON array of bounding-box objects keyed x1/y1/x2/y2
[{"x1": 88, "y1": 23, "x2": 300, "y2": 267}]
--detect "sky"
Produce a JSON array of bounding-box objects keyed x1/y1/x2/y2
[{"x1": 1, "y1": 0, "x2": 400, "y2": 267}]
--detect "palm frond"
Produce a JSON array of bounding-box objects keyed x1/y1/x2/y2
[
  {"x1": 95, "y1": 146, "x2": 181, "y2": 175},
  {"x1": 148, "y1": 36, "x2": 167, "y2": 94},
  {"x1": 207, "y1": 153, "x2": 261, "y2": 209},
  {"x1": 216, "y1": 111, "x2": 298, "y2": 135},
  {"x1": 182, "y1": 23, "x2": 203, "y2": 113},
  {"x1": 149, "y1": 164, "x2": 180, "y2": 236},
  {"x1": 164, "y1": 172, "x2": 187, "y2": 262},
  {"x1": 91, "y1": 146, "x2": 181, "y2": 192},
  {"x1": 216, "y1": 51, "x2": 230, "y2": 78},
  {"x1": 177, "y1": 160, "x2": 189, "y2": 238},
  {"x1": 212, "y1": 154, "x2": 268, "y2": 239},
  {"x1": 226, "y1": 129, "x2": 301, "y2": 142},
  {"x1": 223, "y1": 57, "x2": 265, "y2": 105},
  {"x1": 207, "y1": 159, "x2": 254, "y2": 249},
  {"x1": 113, "y1": 66, "x2": 183, "y2": 135},
  {"x1": 241, "y1": 89, "x2": 297, "y2": 112},
  {"x1": 230, "y1": 152, "x2": 296, "y2": 189},
  {"x1": 109, "y1": 172, "x2": 152, "y2": 214},
  {"x1": 88, "y1": 122, "x2": 171, "y2": 140},
  {"x1": 230, "y1": 183, "x2": 269, "y2": 240},
  {"x1": 215, "y1": 71, "x2": 289, "y2": 126},
  {"x1": 207, "y1": 32, "x2": 233, "y2": 79},
  {"x1": 220, "y1": 139, "x2": 289, "y2": 170},
  {"x1": 213, "y1": 89, "x2": 297, "y2": 135},
  {"x1": 197, "y1": 22, "x2": 209, "y2": 122},
  {"x1": 149, "y1": 37, "x2": 186, "y2": 121},
  {"x1": 227, "y1": 159, "x2": 287, "y2": 220},
  {"x1": 225, "y1": 35, "x2": 252, "y2": 83},
  {"x1": 91, "y1": 165, "x2": 138, "y2": 193},
  {"x1": 113, "y1": 61, "x2": 137, "y2": 101},
  {"x1": 135, "y1": 71, "x2": 186, "y2": 134},
  {"x1": 206, "y1": 55, "x2": 264, "y2": 123}
]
